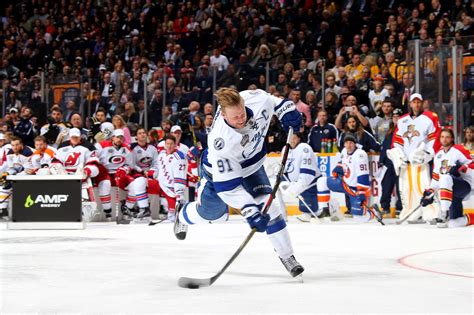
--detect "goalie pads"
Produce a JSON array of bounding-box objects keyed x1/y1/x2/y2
[{"x1": 387, "y1": 147, "x2": 407, "y2": 176}]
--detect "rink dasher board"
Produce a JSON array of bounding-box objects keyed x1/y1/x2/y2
[{"x1": 264, "y1": 152, "x2": 474, "y2": 213}]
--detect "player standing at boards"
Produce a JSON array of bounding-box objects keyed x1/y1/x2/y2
[
  {"x1": 174, "y1": 87, "x2": 305, "y2": 278},
  {"x1": 317, "y1": 134, "x2": 383, "y2": 223},
  {"x1": 387, "y1": 93, "x2": 441, "y2": 223},
  {"x1": 280, "y1": 132, "x2": 328, "y2": 222},
  {"x1": 420, "y1": 129, "x2": 474, "y2": 228}
]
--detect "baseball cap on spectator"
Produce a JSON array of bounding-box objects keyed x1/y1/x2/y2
[
  {"x1": 362, "y1": 25, "x2": 369, "y2": 29},
  {"x1": 374, "y1": 75, "x2": 384, "y2": 82},
  {"x1": 75, "y1": 56, "x2": 82, "y2": 61},
  {"x1": 130, "y1": 29, "x2": 139, "y2": 36},
  {"x1": 409, "y1": 93, "x2": 423, "y2": 102},
  {"x1": 344, "y1": 133, "x2": 357, "y2": 143},
  {"x1": 9, "y1": 108, "x2": 18, "y2": 113},
  {"x1": 113, "y1": 129, "x2": 125, "y2": 137},
  {"x1": 99, "y1": 64, "x2": 107, "y2": 71},
  {"x1": 171, "y1": 125, "x2": 182, "y2": 133},
  {"x1": 69, "y1": 128, "x2": 81, "y2": 138}
]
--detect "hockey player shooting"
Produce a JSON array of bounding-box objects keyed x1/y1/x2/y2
[
  {"x1": 173, "y1": 87, "x2": 305, "y2": 278},
  {"x1": 317, "y1": 134, "x2": 383, "y2": 223},
  {"x1": 388, "y1": 93, "x2": 441, "y2": 223},
  {"x1": 420, "y1": 129, "x2": 474, "y2": 228}
]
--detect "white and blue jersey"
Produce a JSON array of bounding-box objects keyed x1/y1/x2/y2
[
  {"x1": 285, "y1": 142, "x2": 320, "y2": 213},
  {"x1": 203, "y1": 89, "x2": 295, "y2": 211}
]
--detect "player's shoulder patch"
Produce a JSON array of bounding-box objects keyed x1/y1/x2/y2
[
  {"x1": 422, "y1": 110, "x2": 439, "y2": 123},
  {"x1": 303, "y1": 147, "x2": 309, "y2": 153},
  {"x1": 213, "y1": 137, "x2": 225, "y2": 151}
]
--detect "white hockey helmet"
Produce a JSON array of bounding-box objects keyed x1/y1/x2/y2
[{"x1": 100, "y1": 122, "x2": 115, "y2": 140}]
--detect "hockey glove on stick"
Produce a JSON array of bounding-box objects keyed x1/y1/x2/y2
[
  {"x1": 420, "y1": 188, "x2": 435, "y2": 207},
  {"x1": 332, "y1": 165, "x2": 344, "y2": 178},
  {"x1": 246, "y1": 211, "x2": 270, "y2": 233}
]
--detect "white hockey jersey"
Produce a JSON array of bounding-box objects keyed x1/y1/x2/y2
[
  {"x1": 130, "y1": 143, "x2": 158, "y2": 173},
  {"x1": 431, "y1": 144, "x2": 474, "y2": 190},
  {"x1": 157, "y1": 141, "x2": 190, "y2": 156},
  {"x1": 55, "y1": 144, "x2": 98, "y2": 174},
  {"x1": 205, "y1": 89, "x2": 296, "y2": 209},
  {"x1": 96, "y1": 140, "x2": 132, "y2": 174},
  {"x1": 0, "y1": 144, "x2": 12, "y2": 173},
  {"x1": 31, "y1": 146, "x2": 56, "y2": 169},
  {"x1": 285, "y1": 142, "x2": 320, "y2": 195},
  {"x1": 393, "y1": 111, "x2": 440, "y2": 158},
  {"x1": 4, "y1": 147, "x2": 34, "y2": 175},
  {"x1": 336, "y1": 148, "x2": 370, "y2": 193},
  {"x1": 155, "y1": 149, "x2": 186, "y2": 198}
]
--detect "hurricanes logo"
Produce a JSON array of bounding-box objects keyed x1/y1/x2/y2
[
  {"x1": 24, "y1": 194, "x2": 69, "y2": 208},
  {"x1": 402, "y1": 125, "x2": 420, "y2": 144}
]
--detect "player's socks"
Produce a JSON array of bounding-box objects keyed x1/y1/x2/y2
[
  {"x1": 448, "y1": 213, "x2": 474, "y2": 228},
  {"x1": 279, "y1": 255, "x2": 304, "y2": 277}
]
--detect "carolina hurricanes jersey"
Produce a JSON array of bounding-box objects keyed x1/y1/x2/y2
[
  {"x1": 204, "y1": 89, "x2": 296, "y2": 210},
  {"x1": 55, "y1": 144, "x2": 98, "y2": 174},
  {"x1": 431, "y1": 144, "x2": 474, "y2": 190},
  {"x1": 392, "y1": 111, "x2": 441, "y2": 158},
  {"x1": 155, "y1": 149, "x2": 186, "y2": 198},
  {"x1": 31, "y1": 146, "x2": 56, "y2": 169},
  {"x1": 285, "y1": 142, "x2": 320, "y2": 192},
  {"x1": 130, "y1": 143, "x2": 158, "y2": 172},
  {"x1": 96, "y1": 140, "x2": 132, "y2": 174},
  {"x1": 337, "y1": 148, "x2": 370, "y2": 193},
  {"x1": 5, "y1": 147, "x2": 34, "y2": 175}
]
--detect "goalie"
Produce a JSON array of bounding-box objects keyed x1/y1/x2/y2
[{"x1": 387, "y1": 93, "x2": 441, "y2": 223}]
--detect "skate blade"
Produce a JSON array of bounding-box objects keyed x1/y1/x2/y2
[{"x1": 295, "y1": 274, "x2": 304, "y2": 283}]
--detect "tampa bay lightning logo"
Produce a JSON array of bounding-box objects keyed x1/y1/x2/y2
[
  {"x1": 286, "y1": 159, "x2": 295, "y2": 173},
  {"x1": 214, "y1": 138, "x2": 225, "y2": 150},
  {"x1": 241, "y1": 134, "x2": 249, "y2": 146}
]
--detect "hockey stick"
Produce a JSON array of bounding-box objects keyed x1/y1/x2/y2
[
  {"x1": 281, "y1": 174, "x2": 320, "y2": 223},
  {"x1": 395, "y1": 203, "x2": 423, "y2": 225},
  {"x1": 148, "y1": 219, "x2": 166, "y2": 226},
  {"x1": 178, "y1": 127, "x2": 294, "y2": 289},
  {"x1": 340, "y1": 178, "x2": 385, "y2": 225}
]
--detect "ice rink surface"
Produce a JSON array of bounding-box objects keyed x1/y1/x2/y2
[{"x1": 0, "y1": 217, "x2": 473, "y2": 314}]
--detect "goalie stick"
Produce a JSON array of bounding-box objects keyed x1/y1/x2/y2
[
  {"x1": 396, "y1": 203, "x2": 423, "y2": 225},
  {"x1": 178, "y1": 127, "x2": 294, "y2": 289}
]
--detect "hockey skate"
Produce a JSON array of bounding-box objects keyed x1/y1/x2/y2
[
  {"x1": 117, "y1": 204, "x2": 133, "y2": 224},
  {"x1": 174, "y1": 202, "x2": 188, "y2": 240},
  {"x1": 370, "y1": 204, "x2": 384, "y2": 224},
  {"x1": 133, "y1": 207, "x2": 151, "y2": 224},
  {"x1": 317, "y1": 207, "x2": 330, "y2": 219},
  {"x1": 280, "y1": 255, "x2": 304, "y2": 278},
  {"x1": 0, "y1": 208, "x2": 8, "y2": 221},
  {"x1": 104, "y1": 210, "x2": 112, "y2": 222}
]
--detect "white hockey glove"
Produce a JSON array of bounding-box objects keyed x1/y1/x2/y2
[
  {"x1": 281, "y1": 181, "x2": 306, "y2": 198},
  {"x1": 386, "y1": 147, "x2": 407, "y2": 176}
]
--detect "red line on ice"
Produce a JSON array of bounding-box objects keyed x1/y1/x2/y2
[{"x1": 397, "y1": 247, "x2": 474, "y2": 279}]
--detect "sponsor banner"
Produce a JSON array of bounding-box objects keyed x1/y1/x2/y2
[{"x1": 11, "y1": 178, "x2": 82, "y2": 222}]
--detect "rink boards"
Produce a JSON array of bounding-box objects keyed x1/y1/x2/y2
[{"x1": 264, "y1": 152, "x2": 474, "y2": 216}]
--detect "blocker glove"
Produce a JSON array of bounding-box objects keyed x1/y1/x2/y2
[{"x1": 421, "y1": 188, "x2": 435, "y2": 207}]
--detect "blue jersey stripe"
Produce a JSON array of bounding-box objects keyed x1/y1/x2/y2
[
  {"x1": 214, "y1": 177, "x2": 243, "y2": 192},
  {"x1": 240, "y1": 146, "x2": 266, "y2": 168},
  {"x1": 300, "y1": 168, "x2": 316, "y2": 176},
  {"x1": 357, "y1": 174, "x2": 370, "y2": 186}
]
